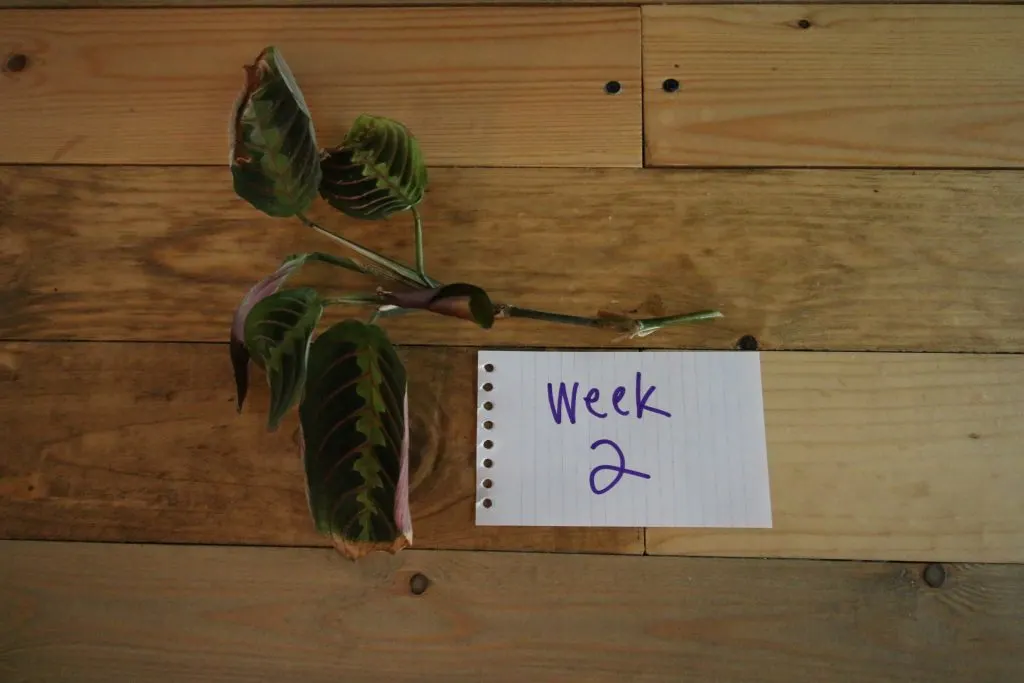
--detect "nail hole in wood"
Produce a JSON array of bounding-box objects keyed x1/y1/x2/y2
[
  {"x1": 737, "y1": 335, "x2": 759, "y2": 351},
  {"x1": 4, "y1": 53, "x2": 27, "y2": 73},
  {"x1": 604, "y1": 80, "x2": 622, "y2": 95},
  {"x1": 923, "y1": 563, "x2": 946, "y2": 588},
  {"x1": 409, "y1": 573, "x2": 429, "y2": 595},
  {"x1": 662, "y1": 78, "x2": 680, "y2": 93}
]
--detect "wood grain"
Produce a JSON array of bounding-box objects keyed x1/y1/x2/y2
[
  {"x1": 3, "y1": 166, "x2": 1024, "y2": 352},
  {"x1": 3, "y1": 541, "x2": 1023, "y2": 683},
  {"x1": 3, "y1": 343, "x2": 1023, "y2": 562},
  {"x1": 650, "y1": 352, "x2": 1024, "y2": 563},
  {"x1": 0, "y1": 7, "x2": 641, "y2": 166},
  {"x1": 0, "y1": 342, "x2": 642, "y2": 553},
  {"x1": 643, "y1": 6, "x2": 1024, "y2": 168}
]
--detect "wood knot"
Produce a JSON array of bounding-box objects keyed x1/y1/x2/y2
[
  {"x1": 923, "y1": 563, "x2": 946, "y2": 588},
  {"x1": 4, "y1": 53, "x2": 28, "y2": 73},
  {"x1": 409, "y1": 573, "x2": 429, "y2": 595},
  {"x1": 737, "y1": 335, "x2": 759, "y2": 351}
]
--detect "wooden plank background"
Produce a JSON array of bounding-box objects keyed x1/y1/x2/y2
[
  {"x1": 3, "y1": 541, "x2": 1023, "y2": 683},
  {"x1": 0, "y1": 8, "x2": 642, "y2": 166},
  {"x1": 2, "y1": 1, "x2": 1023, "y2": 679},
  {"x1": 644, "y1": 5, "x2": 1024, "y2": 167},
  {"x1": 3, "y1": 342, "x2": 1022, "y2": 562},
  {"x1": 3, "y1": 167, "x2": 1023, "y2": 351}
]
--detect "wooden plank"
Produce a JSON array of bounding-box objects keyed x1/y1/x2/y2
[
  {"x1": 0, "y1": 341, "x2": 642, "y2": 554},
  {"x1": 3, "y1": 343, "x2": 1024, "y2": 562},
  {"x1": 643, "y1": 6, "x2": 1024, "y2": 168},
  {"x1": 3, "y1": 0, "x2": 1020, "y2": 6},
  {"x1": 649, "y1": 352, "x2": 1024, "y2": 563},
  {"x1": 3, "y1": 541, "x2": 1023, "y2": 682},
  {"x1": 3, "y1": 166, "x2": 1024, "y2": 352},
  {"x1": 0, "y1": 7, "x2": 641, "y2": 166}
]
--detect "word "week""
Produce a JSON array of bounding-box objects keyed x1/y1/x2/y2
[
  {"x1": 545, "y1": 372, "x2": 670, "y2": 495},
  {"x1": 545, "y1": 372, "x2": 672, "y2": 424}
]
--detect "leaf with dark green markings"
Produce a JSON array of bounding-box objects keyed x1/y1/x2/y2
[
  {"x1": 231, "y1": 252, "x2": 368, "y2": 412},
  {"x1": 319, "y1": 114, "x2": 428, "y2": 221},
  {"x1": 244, "y1": 288, "x2": 323, "y2": 431},
  {"x1": 231, "y1": 46, "x2": 321, "y2": 217},
  {"x1": 299, "y1": 320, "x2": 411, "y2": 560},
  {"x1": 384, "y1": 283, "x2": 495, "y2": 329}
]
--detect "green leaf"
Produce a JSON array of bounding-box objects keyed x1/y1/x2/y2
[
  {"x1": 299, "y1": 320, "x2": 411, "y2": 560},
  {"x1": 319, "y1": 114, "x2": 428, "y2": 221},
  {"x1": 231, "y1": 252, "x2": 367, "y2": 412},
  {"x1": 230, "y1": 46, "x2": 321, "y2": 217},
  {"x1": 243, "y1": 288, "x2": 323, "y2": 431}
]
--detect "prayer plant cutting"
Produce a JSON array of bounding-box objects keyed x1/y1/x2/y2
[{"x1": 229, "y1": 46, "x2": 723, "y2": 560}]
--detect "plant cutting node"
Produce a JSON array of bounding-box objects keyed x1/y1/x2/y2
[{"x1": 409, "y1": 573, "x2": 430, "y2": 595}]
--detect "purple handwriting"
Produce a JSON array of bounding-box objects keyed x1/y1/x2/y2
[
  {"x1": 588, "y1": 439, "x2": 651, "y2": 494},
  {"x1": 545, "y1": 372, "x2": 671, "y2": 425},
  {"x1": 544, "y1": 372, "x2": 667, "y2": 495}
]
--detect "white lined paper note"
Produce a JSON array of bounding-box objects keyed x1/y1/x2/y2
[{"x1": 475, "y1": 351, "x2": 772, "y2": 527}]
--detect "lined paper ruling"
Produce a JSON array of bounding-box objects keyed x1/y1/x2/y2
[{"x1": 475, "y1": 351, "x2": 772, "y2": 528}]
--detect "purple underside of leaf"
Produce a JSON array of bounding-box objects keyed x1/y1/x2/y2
[
  {"x1": 383, "y1": 283, "x2": 493, "y2": 328},
  {"x1": 395, "y1": 388, "x2": 412, "y2": 542}
]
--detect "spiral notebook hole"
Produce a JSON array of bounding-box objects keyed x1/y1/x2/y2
[
  {"x1": 482, "y1": 382, "x2": 493, "y2": 392},
  {"x1": 482, "y1": 458, "x2": 493, "y2": 468},
  {"x1": 483, "y1": 420, "x2": 494, "y2": 430},
  {"x1": 483, "y1": 401, "x2": 494, "y2": 411},
  {"x1": 482, "y1": 478, "x2": 493, "y2": 489},
  {"x1": 483, "y1": 440, "x2": 494, "y2": 449},
  {"x1": 482, "y1": 498, "x2": 493, "y2": 509},
  {"x1": 484, "y1": 363, "x2": 494, "y2": 372}
]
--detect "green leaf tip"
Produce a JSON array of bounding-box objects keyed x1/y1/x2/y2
[{"x1": 230, "y1": 46, "x2": 322, "y2": 218}]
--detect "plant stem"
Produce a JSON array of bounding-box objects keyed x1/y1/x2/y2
[
  {"x1": 320, "y1": 294, "x2": 384, "y2": 307},
  {"x1": 498, "y1": 304, "x2": 723, "y2": 337},
  {"x1": 297, "y1": 214, "x2": 432, "y2": 289},
  {"x1": 411, "y1": 206, "x2": 439, "y2": 287}
]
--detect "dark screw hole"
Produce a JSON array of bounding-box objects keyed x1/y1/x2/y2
[
  {"x1": 662, "y1": 78, "x2": 680, "y2": 93},
  {"x1": 483, "y1": 401, "x2": 494, "y2": 410},
  {"x1": 482, "y1": 478, "x2": 493, "y2": 489},
  {"x1": 604, "y1": 80, "x2": 622, "y2": 95},
  {"x1": 484, "y1": 363, "x2": 494, "y2": 372},
  {"x1": 4, "y1": 53, "x2": 27, "y2": 73},
  {"x1": 737, "y1": 335, "x2": 759, "y2": 351},
  {"x1": 923, "y1": 563, "x2": 946, "y2": 588},
  {"x1": 482, "y1": 498, "x2": 493, "y2": 508},
  {"x1": 482, "y1": 458, "x2": 494, "y2": 468},
  {"x1": 482, "y1": 382, "x2": 493, "y2": 392},
  {"x1": 797, "y1": 19, "x2": 812, "y2": 29},
  {"x1": 409, "y1": 573, "x2": 429, "y2": 595},
  {"x1": 483, "y1": 420, "x2": 494, "y2": 430},
  {"x1": 483, "y1": 440, "x2": 494, "y2": 449}
]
